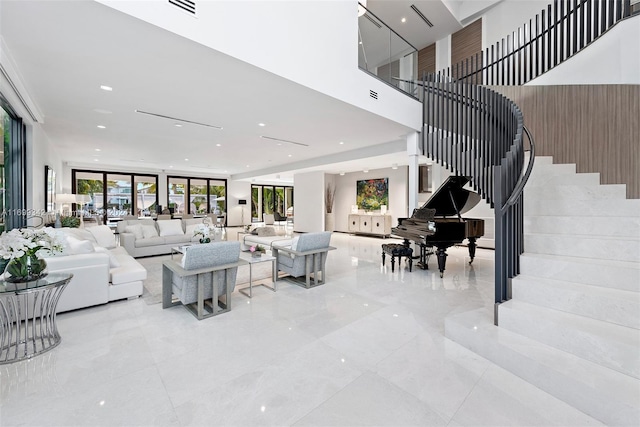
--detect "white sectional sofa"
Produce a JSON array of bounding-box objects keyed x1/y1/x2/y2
[
  {"x1": 42, "y1": 226, "x2": 147, "y2": 313},
  {"x1": 241, "y1": 226, "x2": 293, "y2": 251},
  {"x1": 118, "y1": 218, "x2": 206, "y2": 257}
]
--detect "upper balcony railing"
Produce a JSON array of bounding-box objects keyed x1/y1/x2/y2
[{"x1": 358, "y1": 3, "x2": 418, "y2": 98}]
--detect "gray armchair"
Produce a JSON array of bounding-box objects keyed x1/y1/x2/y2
[
  {"x1": 162, "y1": 241, "x2": 242, "y2": 319},
  {"x1": 272, "y1": 232, "x2": 335, "y2": 288}
]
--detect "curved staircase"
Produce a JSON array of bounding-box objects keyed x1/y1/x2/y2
[{"x1": 446, "y1": 156, "x2": 640, "y2": 426}]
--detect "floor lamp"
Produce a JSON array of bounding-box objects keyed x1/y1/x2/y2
[{"x1": 238, "y1": 199, "x2": 247, "y2": 227}]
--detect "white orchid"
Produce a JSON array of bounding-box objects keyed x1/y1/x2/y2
[{"x1": 0, "y1": 228, "x2": 64, "y2": 260}]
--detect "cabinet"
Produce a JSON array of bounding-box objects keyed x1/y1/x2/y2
[{"x1": 348, "y1": 214, "x2": 392, "y2": 237}]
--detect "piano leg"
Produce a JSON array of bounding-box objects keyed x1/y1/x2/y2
[
  {"x1": 468, "y1": 238, "x2": 477, "y2": 264},
  {"x1": 436, "y1": 247, "x2": 448, "y2": 278}
]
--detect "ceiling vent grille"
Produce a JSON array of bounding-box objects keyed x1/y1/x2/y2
[
  {"x1": 364, "y1": 13, "x2": 382, "y2": 28},
  {"x1": 410, "y1": 4, "x2": 434, "y2": 27},
  {"x1": 369, "y1": 90, "x2": 378, "y2": 100},
  {"x1": 169, "y1": 0, "x2": 196, "y2": 15}
]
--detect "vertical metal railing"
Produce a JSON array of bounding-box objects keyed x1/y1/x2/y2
[{"x1": 444, "y1": 0, "x2": 632, "y2": 85}]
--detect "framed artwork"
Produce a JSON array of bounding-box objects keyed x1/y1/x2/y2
[
  {"x1": 356, "y1": 178, "x2": 388, "y2": 211},
  {"x1": 44, "y1": 165, "x2": 56, "y2": 212}
]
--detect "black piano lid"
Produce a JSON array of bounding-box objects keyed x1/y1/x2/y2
[{"x1": 420, "y1": 176, "x2": 482, "y2": 217}]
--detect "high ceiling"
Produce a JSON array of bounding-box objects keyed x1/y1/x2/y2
[{"x1": 0, "y1": 1, "x2": 462, "y2": 183}]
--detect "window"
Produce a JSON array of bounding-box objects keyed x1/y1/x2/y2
[
  {"x1": 251, "y1": 184, "x2": 293, "y2": 222},
  {"x1": 0, "y1": 103, "x2": 26, "y2": 231},
  {"x1": 167, "y1": 176, "x2": 227, "y2": 215}
]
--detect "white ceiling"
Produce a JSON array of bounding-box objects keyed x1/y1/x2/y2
[{"x1": 1, "y1": 1, "x2": 458, "y2": 184}]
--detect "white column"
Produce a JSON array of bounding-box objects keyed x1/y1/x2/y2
[{"x1": 406, "y1": 132, "x2": 420, "y2": 217}]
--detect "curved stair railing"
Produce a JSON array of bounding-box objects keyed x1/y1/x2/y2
[
  {"x1": 416, "y1": 0, "x2": 635, "y2": 324},
  {"x1": 421, "y1": 73, "x2": 535, "y2": 325}
]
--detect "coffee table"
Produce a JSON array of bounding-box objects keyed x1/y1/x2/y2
[{"x1": 238, "y1": 252, "x2": 277, "y2": 298}]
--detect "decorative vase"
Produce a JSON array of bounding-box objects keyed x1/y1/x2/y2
[
  {"x1": 199, "y1": 237, "x2": 211, "y2": 244},
  {"x1": 325, "y1": 212, "x2": 335, "y2": 232},
  {"x1": 4, "y1": 254, "x2": 48, "y2": 283},
  {"x1": 251, "y1": 252, "x2": 262, "y2": 258}
]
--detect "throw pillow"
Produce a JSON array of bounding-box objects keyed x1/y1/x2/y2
[
  {"x1": 125, "y1": 224, "x2": 144, "y2": 240},
  {"x1": 87, "y1": 225, "x2": 116, "y2": 249},
  {"x1": 141, "y1": 224, "x2": 159, "y2": 239},
  {"x1": 157, "y1": 219, "x2": 184, "y2": 237},
  {"x1": 185, "y1": 223, "x2": 198, "y2": 237},
  {"x1": 66, "y1": 236, "x2": 95, "y2": 255},
  {"x1": 257, "y1": 227, "x2": 276, "y2": 237}
]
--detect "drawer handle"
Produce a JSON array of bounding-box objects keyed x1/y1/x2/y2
[{"x1": 376, "y1": 222, "x2": 379, "y2": 227}]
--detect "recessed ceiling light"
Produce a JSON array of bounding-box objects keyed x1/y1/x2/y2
[
  {"x1": 401, "y1": 17, "x2": 406, "y2": 23},
  {"x1": 288, "y1": 154, "x2": 292, "y2": 157},
  {"x1": 97, "y1": 125, "x2": 106, "y2": 129},
  {"x1": 216, "y1": 143, "x2": 221, "y2": 147},
  {"x1": 139, "y1": 159, "x2": 145, "y2": 162},
  {"x1": 246, "y1": 165, "x2": 250, "y2": 168},
  {"x1": 95, "y1": 148, "x2": 101, "y2": 152},
  {"x1": 100, "y1": 85, "x2": 113, "y2": 91},
  {"x1": 258, "y1": 123, "x2": 266, "y2": 127},
  {"x1": 174, "y1": 124, "x2": 182, "y2": 127},
  {"x1": 223, "y1": 170, "x2": 227, "y2": 173},
  {"x1": 94, "y1": 109, "x2": 112, "y2": 114},
  {"x1": 392, "y1": 163, "x2": 398, "y2": 169},
  {"x1": 277, "y1": 143, "x2": 282, "y2": 146},
  {"x1": 339, "y1": 172, "x2": 345, "y2": 176},
  {"x1": 339, "y1": 141, "x2": 344, "y2": 145},
  {"x1": 93, "y1": 159, "x2": 99, "y2": 161},
  {"x1": 169, "y1": 165, "x2": 173, "y2": 168},
  {"x1": 363, "y1": 169, "x2": 369, "y2": 173},
  {"x1": 184, "y1": 158, "x2": 189, "y2": 161},
  {"x1": 359, "y1": 41, "x2": 362, "y2": 45}
]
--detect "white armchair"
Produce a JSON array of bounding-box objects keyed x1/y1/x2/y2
[{"x1": 272, "y1": 232, "x2": 335, "y2": 288}]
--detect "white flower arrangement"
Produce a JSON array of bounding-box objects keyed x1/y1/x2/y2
[
  {"x1": 193, "y1": 224, "x2": 211, "y2": 242},
  {"x1": 0, "y1": 228, "x2": 64, "y2": 261}
]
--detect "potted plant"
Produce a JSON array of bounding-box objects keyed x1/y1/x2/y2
[
  {"x1": 325, "y1": 183, "x2": 336, "y2": 232},
  {"x1": 249, "y1": 244, "x2": 266, "y2": 258}
]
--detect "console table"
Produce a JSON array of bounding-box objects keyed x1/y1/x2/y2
[
  {"x1": 0, "y1": 273, "x2": 73, "y2": 364},
  {"x1": 347, "y1": 214, "x2": 392, "y2": 238}
]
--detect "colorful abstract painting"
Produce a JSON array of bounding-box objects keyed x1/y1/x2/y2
[{"x1": 356, "y1": 178, "x2": 388, "y2": 211}]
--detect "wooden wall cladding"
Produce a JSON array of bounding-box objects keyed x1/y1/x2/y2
[
  {"x1": 493, "y1": 85, "x2": 640, "y2": 199},
  {"x1": 451, "y1": 18, "x2": 482, "y2": 82},
  {"x1": 417, "y1": 43, "x2": 436, "y2": 78}
]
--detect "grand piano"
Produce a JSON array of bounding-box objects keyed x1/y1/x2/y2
[{"x1": 392, "y1": 176, "x2": 485, "y2": 277}]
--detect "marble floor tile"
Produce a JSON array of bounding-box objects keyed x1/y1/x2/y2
[{"x1": 0, "y1": 232, "x2": 602, "y2": 426}]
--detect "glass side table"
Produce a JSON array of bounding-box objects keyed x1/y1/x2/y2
[{"x1": 0, "y1": 272, "x2": 73, "y2": 364}]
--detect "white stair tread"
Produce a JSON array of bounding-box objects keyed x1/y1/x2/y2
[
  {"x1": 521, "y1": 252, "x2": 640, "y2": 270},
  {"x1": 524, "y1": 232, "x2": 640, "y2": 242},
  {"x1": 445, "y1": 308, "x2": 640, "y2": 426},
  {"x1": 524, "y1": 198, "x2": 640, "y2": 217},
  {"x1": 512, "y1": 275, "x2": 640, "y2": 329}
]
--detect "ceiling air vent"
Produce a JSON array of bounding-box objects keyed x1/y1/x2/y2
[
  {"x1": 410, "y1": 4, "x2": 434, "y2": 27},
  {"x1": 364, "y1": 13, "x2": 382, "y2": 29},
  {"x1": 370, "y1": 90, "x2": 378, "y2": 100},
  {"x1": 169, "y1": 0, "x2": 196, "y2": 15}
]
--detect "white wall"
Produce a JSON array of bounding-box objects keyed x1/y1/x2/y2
[
  {"x1": 293, "y1": 171, "x2": 325, "y2": 233},
  {"x1": 27, "y1": 124, "x2": 63, "y2": 221},
  {"x1": 527, "y1": 17, "x2": 640, "y2": 85},
  {"x1": 334, "y1": 166, "x2": 409, "y2": 233},
  {"x1": 481, "y1": 0, "x2": 552, "y2": 49},
  {"x1": 98, "y1": 0, "x2": 422, "y2": 131}
]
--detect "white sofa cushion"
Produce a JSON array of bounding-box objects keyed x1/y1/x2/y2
[
  {"x1": 141, "y1": 224, "x2": 158, "y2": 239},
  {"x1": 125, "y1": 224, "x2": 144, "y2": 239},
  {"x1": 67, "y1": 236, "x2": 95, "y2": 254},
  {"x1": 87, "y1": 225, "x2": 116, "y2": 249},
  {"x1": 95, "y1": 246, "x2": 121, "y2": 267},
  {"x1": 136, "y1": 236, "x2": 165, "y2": 248},
  {"x1": 157, "y1": 220, "x2": 184, "y2": 237}
]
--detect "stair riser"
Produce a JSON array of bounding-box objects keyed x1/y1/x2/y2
[
  {"x1": 524, "y1": 216, "x2": 640, "y2": 237},
  {"x1": 525, "y1": 185, "x2": 626, "y2": 200},
  {"x1": 524, "y1": 234, "x2": 639, "y2": 262},
  {"x1": 519, "y1": 255, "x2": 640, "y2": 292},
  {"x1": 445, "y1": 313, "x2": 640, "y2": 426},
  {"x1": 524, "y1": 199, "x2": 640, "y2": 217},
  {"x1": 529, "y1": 163, "x2": 576, "y2": 176},
  {"x1": 498, "y1": 304, "x2": 639, "y2": 379},
  {"x1": 512, "y1": 278, "x2": 640, "y2": 329},
  {"x1": 527, "y1": 173, "x2": 600, "y2": 188}
]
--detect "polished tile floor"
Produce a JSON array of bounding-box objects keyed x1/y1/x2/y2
[{"x1": 0, "y1": 231, "x2": 601, "y2": 426}]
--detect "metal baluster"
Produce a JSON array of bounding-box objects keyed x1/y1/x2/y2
[{"x1": 586, "y1": 0, "x2": 592, "y2": 44}]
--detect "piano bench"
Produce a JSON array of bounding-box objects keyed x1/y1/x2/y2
[{"x1": 381, "y1": 244, "x2": 413, "y2": 272}]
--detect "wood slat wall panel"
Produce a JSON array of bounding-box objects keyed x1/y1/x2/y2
[
  {"x1": 418, "y1": 43, "x2": 436, "y2": 78},
  {"x1": 493, "y1": 85, "x2": 639, "y2": 199},
  {"x1": 451, "y1": 18, "x2": 482, "y2": 83}
]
